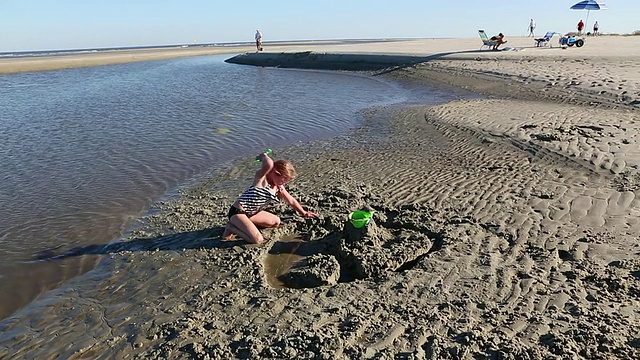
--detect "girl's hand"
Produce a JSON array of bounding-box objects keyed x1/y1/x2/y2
[
  {"x1": 304, "y1": 211, "x2": 318, "y2": 218},
  {"x1": 255, "y1": 149, "x2": 273, "y2": 162}
]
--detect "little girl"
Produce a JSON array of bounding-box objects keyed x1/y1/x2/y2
[{"x1": 222, "y1": 151, "x2": 318, "y2": 244}]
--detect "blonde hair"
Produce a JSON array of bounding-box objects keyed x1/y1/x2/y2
[{"x1": 273, "y1": 160, "x2": 296, "y2": 180}]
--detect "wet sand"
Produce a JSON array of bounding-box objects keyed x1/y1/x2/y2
[{"x1": 1, "y1": 36, "x2": 640, "y2": 358}]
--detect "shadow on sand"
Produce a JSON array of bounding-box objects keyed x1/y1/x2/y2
[{"x1": 34, "y1": 227, "x2": 246, "y2": 261}]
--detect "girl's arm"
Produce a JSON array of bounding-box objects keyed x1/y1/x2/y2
[
  {"x1": 253, "y1": 152, "x2": 274, "y2": 185},
  {"x1": 278, "y1": 187, "x2": 318, "y2": 217}
]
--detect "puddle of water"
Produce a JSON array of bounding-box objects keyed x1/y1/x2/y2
[{"x1": 263, "y1": 234, "x2": 306, "y2": 288}]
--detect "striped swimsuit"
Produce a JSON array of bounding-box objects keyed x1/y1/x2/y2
[{"x1": 232, "y1": 186, "x2": 280, "y2": 217}]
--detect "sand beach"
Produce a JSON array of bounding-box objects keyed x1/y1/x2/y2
[{"x1": 1, "y1": 36, "x2": 640, "y2": 358}]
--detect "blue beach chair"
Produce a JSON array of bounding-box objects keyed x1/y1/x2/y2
[
  {"x1": 534, "y1": 31, "x2": 559, "y2": 47},
  {"x1": 478, "y1": 30, "x2": 497, "y2": 50}
]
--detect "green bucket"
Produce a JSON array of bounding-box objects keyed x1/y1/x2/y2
[{"x1": 348, "y1": 210, "x2": 374, "y2": 229}]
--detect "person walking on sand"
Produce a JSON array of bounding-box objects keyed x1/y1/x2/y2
[
  {"x1": 222, "y1": 151, "x2": 318, "y2": 244},
  {"x1": 593, "y1": 21, "x2": 599, "y2": 36},
  {"x1": 577, "y1": 20, "x2": 585, "y2": 35},
  {"x1": 528, "y1": 19, "x2": 536, "y2": 37},
  {"x1": 255, "y1": 29, "x2": 263, "y2": 52}
]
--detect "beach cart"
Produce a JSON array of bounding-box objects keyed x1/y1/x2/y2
[{"x1": 560, "y1": 35, "x2": 585, "y2": 47}]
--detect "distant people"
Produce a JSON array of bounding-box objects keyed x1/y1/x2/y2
[
  {"x1": 490, "y1": 33, "x2": 507, "y2": 50},
  {"x1": 528, "y1": 19, "x2": 536, "y2": 37},
  {"x1": 255, "y1": 29, "x2": 263, "y2": 52},
  {"x1": 593, "y1": 21, "x2": 600, "y2": 36},
  {"x1": 577, "y1": 20, "x2": 585, "y2": 35}
]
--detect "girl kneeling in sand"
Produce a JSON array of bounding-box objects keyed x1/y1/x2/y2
[{"x1": 223, "y1": 151, "x2": 318, "y2": 244}]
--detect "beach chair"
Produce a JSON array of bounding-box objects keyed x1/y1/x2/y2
[
  {"x1": 534, "y1": 31, "x2": 558, "y2": 47},
  {"x1": 478, "y1": 30, "x2": 497, "y2": 50}
]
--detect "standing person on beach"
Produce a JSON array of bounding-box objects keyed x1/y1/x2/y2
[
  {"x1": 577, "y1": 20, "x2": 585, "y2": 35},
  {"x1": 223, "y1": 151, "x2": 318, "y2": 244},
  {"x1": 593, "y1": 21, "x2": 599, "y2": 36},
  {"x1": 528, "y1": 19, "x2": 536, "y2": 37},
  {"x1": 255, "y1": 29, "x2": 263, "y2": 52}
]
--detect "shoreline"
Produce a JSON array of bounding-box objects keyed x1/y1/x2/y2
[
  {"x1": 0, "y1": 46, "x2": 251, "y2": 74},
  {"x1": 2, "y1": 37, "x2": 640, "y2": 358},
  {"x1": 0, "y1": 38, "x2": 408, "y2": 74},
  {"x1": 3, "y1": 36, "x2": 640, "y2": 75}
]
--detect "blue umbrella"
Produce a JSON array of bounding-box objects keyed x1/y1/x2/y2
[{"x1": 570, "y1": 0, "x2": 607, "y2": 33}]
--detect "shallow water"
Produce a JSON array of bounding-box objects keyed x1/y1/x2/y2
[
  {"x1": 0, "y1": 54, "x2": 411, "y2": 319},
  {"x1": 0, "y1": 53, "x2": 473, "y2": 322},
  {"x1": 263, "y1": 235, "x2": 306, "y2": 288},
  {"x1": 0, "y1": 56, "x2": 484, "y2": 359}
]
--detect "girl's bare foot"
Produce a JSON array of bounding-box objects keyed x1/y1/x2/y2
[{"x1": 222, "y1": 227, "x2": 235, "y2": 240}]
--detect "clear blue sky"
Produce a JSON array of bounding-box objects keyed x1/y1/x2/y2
[{"x1": 1, "y1": 0, "x2": 637, "y2": 52}]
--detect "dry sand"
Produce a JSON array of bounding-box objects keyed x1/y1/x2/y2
[{"x1": 1, "y1": 36, "x2": 640, "y2": 359}]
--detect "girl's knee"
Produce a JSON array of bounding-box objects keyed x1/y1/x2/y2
[{"x1": 260, "y1": 216, "x2": 281, "y2": 228}]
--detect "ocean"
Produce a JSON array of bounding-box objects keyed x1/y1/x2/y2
[{"x1": 0, "y1": 52, "x2": 464, "y2": 320}]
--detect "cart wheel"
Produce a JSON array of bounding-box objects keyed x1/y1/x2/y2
[{"x1": 576, "y1": 39, "x2": 584, "y2": 47}]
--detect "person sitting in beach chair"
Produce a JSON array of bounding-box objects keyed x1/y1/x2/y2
[
  {"x1": 534, "y1": 31, "x2": 558, "y2": 47},
  {"x1": 489, "y1": 33, "x2": 507, "y2": 50},
  {"x1": 478, "y1": 30, "x2": 497, "y2": 50}
]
